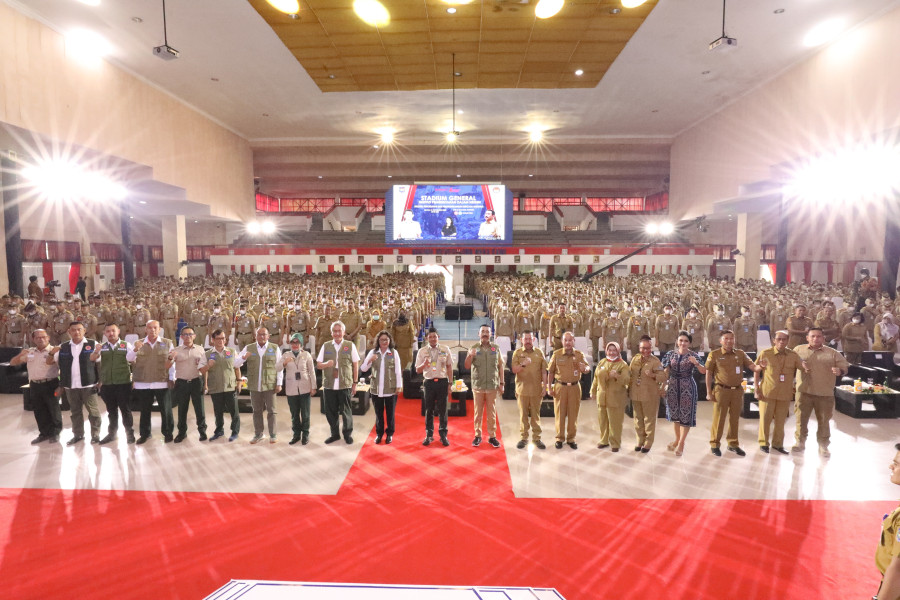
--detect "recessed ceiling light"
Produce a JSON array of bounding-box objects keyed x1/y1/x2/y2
[
  {"x1": 774, "y1": 8, "x2": 785, "y2": 14},
  {"x1": 131, "y1": 16, "x2": 143, "y2": 23},
  {"x1": 608, "y1": 7, "x2": 620, "y2": 15},
  {"x1": 528, "y1": 174, "x2": 533, "y2": 177},
  {"x1": 353, "y1": 0, "x2": 390, "y2": 27},
  {"x1": 318, "y1": 175, "x2": 323, "y2": 179},
  {"x1": 328, "y1": 74, "x2": 336, "y2": 79},
  {"x1": 453, "y1": 72, "x2": 462, "y2": 77},
  {"x1": 266, "y1": 0, "x2": 300, "y2": 14},
  {"x1": 456, "y1": 174, "x2": 461, "y2": 178},
  {"x1": 574, "y1": 69, "x2": 584, "y2": 76},
  {"x1": 447, "y1": 7, "x2": 456, "y2": 13},
  {"x1": 621, "y1": 0, "x2": 649, "y2": 8},
  {"x1": 77, "y1": 0, "x2": 101, "y2": 6},
  {"x1": 129, "y1": 215, "x2": 134, "y2": 219},
  {"x1": 289, "y1": 13, "x2": 300, "y2": 20},
  {"x1": 535, "y1": 0, "x2": 563, "y2": 19},
  {"x1": 457, "y1": 109, "x2": 464, "y2": 114},
  {"x1": 138, "y1": 200, "x2": 147, "y2": 204},
  {"x1": 387, "y1": 175, "x2": 392, "y2": 178},
  {"x1": 373, "y1": 144, "x2": 379, "y2": 149},
  {"x1": 194, "y1": 220, "x2": 198, "y2": 223},
  {"x1": 804, "y1": 18, "x2": 846, "y2": 47}
]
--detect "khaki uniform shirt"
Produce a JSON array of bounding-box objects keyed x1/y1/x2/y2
[
  {"x1": 549, "y1": 315, "x2": 575, "y2": 340},
  {"x1": 511, "y1": 346, "x2": 547, "y2": 397},
  {"x1": 415, "y1": 343, "x2": 453, "y2": 380},
  {"x1": 785, "y1": 315, "x2": 814, "y2": 348},
  {"x1": 876, "y1": 504, "x2": 900, "y2": 574},
  {"x1": 755, "y1": 347, "x2": 803, "y2": 401},
  {"x1": 590, "y1": 358, "x2": 631, "y2": 407},
  {"x1": 547, "y1": 349, "x2": 588, "y2": 384},
  {"x1": 628, "y1": 354, "x2": 665, "y2": 403},
  {"x1": 173, "y1": 344, "x2": 207, "y2": 380},
  {"x1": 705, "y1": 347, "x2": 754, "y2": 389},
  {"x1": 793, "y1": 344, "x2": 848, "y2": 397},
  {"x1": 655, "y1": 314, "x2": 680, "y2": 344}
]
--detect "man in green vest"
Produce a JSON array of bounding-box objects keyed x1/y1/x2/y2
[
  {"x1": 316, "y1": 320, "x2": 360, "y2": 445},
  {"x1": 89, "y1": 323, "x2": 135, "y2": 444},
  {"x1": 201, "y1": 328, "x2": 242, "y2": 442},
  {"x1": 127, "y1": 320, "x2": 176, "y2": 444},
  {"x1": 237, "y1": 326, "x2": 283, "y2": 444},
  {"x1": 464, "y1": 324, "x2": 505, "y2": 448}
]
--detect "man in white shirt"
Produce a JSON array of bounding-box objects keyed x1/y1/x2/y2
[
  {"x1": 49, "y1": 321, "x2": 102, "y2": 445},
  {"x1": 397, "y1": 210, "x2": 422, "y2": 240},
  {"x1": 172, "y1": 326, "x2": 209, "y2": 443},
  {"x1": 316, "y1": 321, "x2": 360, "y2": 444},
  {"x1": 414, "y1": 327, "x2": 453, "y2": 447}
]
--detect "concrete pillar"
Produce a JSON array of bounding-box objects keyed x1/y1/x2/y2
[
  {"x1": 735, "y1": 212, "x2": 762, "y2": 282},
  {"x1": 161, "y1": 215, "x2": 187, "y2": 280}
]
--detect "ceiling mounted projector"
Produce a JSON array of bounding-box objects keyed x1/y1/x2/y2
[
  {"x1": 153, "y1": 44, "x2": 179, "y2": 60},
  {"x1": 708, "y1": 0, "x2": 737, "y2": 51}
]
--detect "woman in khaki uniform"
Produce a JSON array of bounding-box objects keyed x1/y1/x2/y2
[
  {"x1": 590, "y1": 341, "x2": 631, "y2": 452},
  {"x1": 841, "y1": 312, "x2": 868, "y2": 364}
]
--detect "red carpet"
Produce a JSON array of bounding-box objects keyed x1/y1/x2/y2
[{"x1": 0, "y1": 398, "x2": 886, "y2": 599}]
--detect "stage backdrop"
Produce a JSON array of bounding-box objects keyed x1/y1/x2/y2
[{"x1": 385, "y1": 183, "x2": 513, "y2": 246}]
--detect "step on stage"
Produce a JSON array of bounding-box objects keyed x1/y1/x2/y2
[{"x1": 207, "y1": 580, "x2": 565, "y2": 599}]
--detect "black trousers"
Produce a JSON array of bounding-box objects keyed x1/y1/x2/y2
[
  {"x1": 210, "y1": 391, "x2": 240, "y2": 435},
  {"x1": 323, "y1": 388, "x2": 353, "y2": 438},
  {"x1": 175, "y1": 378, "x2": 206, "y2": 436},
  {"x1": 371, "y1": 394, "x2": 396, "y2": 436},
  {"x1": 99, "y1": 382, "x2": 133, "y2": 435},
  {"x1": 31, "y1": 379, "x2": 61, "y2": 437},
  {"x1": 287, "y1": 393, "x2": 311, "y2": 437},
  {"x1": 135, "y1": 387, "x2": 174, "y2": 438},
  {"x1": 424, "y1": 379, "x2": 449, "y2": 435}
]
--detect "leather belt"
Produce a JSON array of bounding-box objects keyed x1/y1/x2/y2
[
  {"x1": 427, "y1": 378, "x2": 448, "y2": 383},
  {"x1": 717, "y1": 384, "x2": 742, "y2": 390},
  {"x1": 31, "y1": 377, "x2": 58, "y2": 384},
  {"x1": 557, "y1": 381, "x2": 579, "y2": 386},
  {"x1": 176, "y1": 377, "x2": 201, "y2": 382}
]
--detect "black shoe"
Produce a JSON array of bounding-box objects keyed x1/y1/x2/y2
[
  {"x1": 289, "y1": 436, "x2": 301, "y2": 445},
  {"x1": 91, "y1": 436, "x2": 101, "y2": 444},
  {"x1": 773, "y1": 446, "x2": 788, "y2": 454},
  {"x1": 49, "y1": 435, "x2": 60, "y2": 443},
  {"x1": 597, "y1": 443, "x2": 610, "y2": 449},
  {"x1": 516, "y1": 440, "x2": 527, "y2": 449},
  {"x1": 423, "y1": 436, "x2": 433, "y2": 446},
  {"x1": 174, "y1": 433, "x2": 186, "y2": 443},
  {"x1": 711, "y1": 447, "x2": 722, "y2": 457},
  {"x1": 66, "y1": 436, "x2": 84, "y2": 446},
  {"x1": 634, "y1": 446, "x2": 642, "y2": 452},
  {"x1": 375, "y1": 435, "x2": 383, "y2": 444},
  {"x1": 640, "y1": 447, "x2": 650, "y2": 454},
  {"x1": 555, "y1": 441, "x2": 563, "y2": 449},
  {"x1": 611, "y1": 447, "x2": 619, "y2": 453},
  {"x1": 228, "y1": 433, "x2": 239, "y2": 442},
  {"x1": 344, "y1": 436, "x2": 353, "y2": 444},
  {"x1": 209, "y1": 432, "x2": 224, "y2": 442},
  {"x1": 164, "y1": 435, "x2": 174, "y2": 443},
  {"x1": 136, "y1": 436, "x2": 150, "y2": 445},
  {"x1": 488, "y1": 437, "x2": 500, "y2": 448},
  {"x1": 99, "y1": 434, "x2": 116, "y2": 445},
  {"x1": 472, "y1": 436, "x2": 482, "y2": 447},
  {"x1": 760, "y1": 445, "x2": 770, "y2": 454},
  {"x1": 568, "y1": 442, "x2": 578, "y2": 450},
  {"x1": 126, "y1": 431, "x2": 136, "y2": 444},
  {"x1": 385, "y1": 435, "x2": 392, "y2": 445},
  {"x1": 440, "y1": 434, "x2": 450, "y2": 447},
  {"x1": 324, "y1": 435, "x2": 340, "y2": 444},
  {"x1": 199, "y1": 433, "x2": 208, "y2": 442},
  {"x1": 727, "y1": 446, "x2": 746, "y2": 457},
  {"x1": 31, "y1": 435, "x2": 49, "y2": 445},
  {"x1": 535, "y1": 440, "x2": 546, "y2": 450},
  {"x1": 301, "y1": 433, "x2": 309, "y2": 445}
]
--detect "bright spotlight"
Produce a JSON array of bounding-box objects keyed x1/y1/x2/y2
[
  {"x1": 645, "y1": 223, "x2": 659, "y2": 235},
  {"x1": 353, "y1": 0, "x2": 390, "y2": 27},
  {"x1": 784, "y1": 142, "x2": 900, "y2": 203},
  {"x1": 261, "y1": 221, "x2": 276, "y2": 235},
  {"x1": 803, "y1": 18, "x2": 846, "y2": 47},
  {"x1": 266, "y1": 0, "x2": 300, "y2": 14},
  {"x1": 535, "y1": 0, "x2": 564, "y2": 19},
  {"x1": 445, "y1": 131, "x2": 458, "y2": 143},
  {"x1": 65, "y1": 29, "x2": 112, "y2": 62},
  {"x1": 377, "y1": 128, "x2": 395, "y2": 144},
  {"x1": 21, "y1": 159, "x2": 125, "y2": 203},
  {"x1": 247, "y1": 221, "x2": 262, "y2": 235},
  {"x1": 621, "y1": 0, "x2": 649, "y2": 8},
  {"x1": 529, "y1": 129, "x2": 543, "y2": 143},
  {"x1": 658, "y1": 222, "x2": 674, "y2": 235}
]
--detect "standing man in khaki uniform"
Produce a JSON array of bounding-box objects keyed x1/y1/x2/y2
[
  {"x1": 792, "y1": 327, "x2": 849, "y2": 457},
  {"x1": 234, "y1": 304, "x2": 256, "y2": 348},
  {"x1": 391, "y1": 311, "x2": 416, "y2": 370},
  {"x1": 733, "y1": 306, "x2": 758, "y2": 352},
  {"x1": 625, "y1": 308, "x2": 650, "y2": 359},
  {"x1": 312, "y1": 304, "x2": 334, "y2": 358},
  {"x1": 131, "y1": 299, "x2": 152, "y2": 338},
  {"x1": 415, "y1": 327, "x2": 453, "y2": 447},
  {"x1": 705, "y1": 330, "x2": 760, "y2": 457},
  {"x1": 785, "y1": 304, "x2": 813, "y2": 350},
  {"x1": 159, "y1": 299, "x2": 178, "y2": 342},
  {"x1": 465, "y1": 325, "x2": 505, "y2": 448},
  {"x1": 815, "y1": 303, "x2": 841, "y2": 347},
  {"x1": 655, "y1": 303, "x2": 680, "y2": 353},
  {"x1": 548, "y1": 303, "x2": 575, "y2": 352},
  {"x1": 681, "y1": 306, "x2": 705, "y2": 352},
  {"x1": 207, "y1": 302, "x2": 230, "y2": 345},
  {"x1": 259, "y1": 303, "x2": 283, "y2": 347},
  {"x1": 601, "y1": 308, "x2": 625, "y2": 356},
  {"x1": 494, "y1": 302, "x2": 515, "y2": 339},
  {"x1": 514, "y1": 301, "x2": 537, "y2": 341},
  {"x1": 591, "y1": 341, "x2": 631, "y2": 452},
  {"x1": 510, "y1": 330, "x2": 548, "y2": 449},
  {"x1": 286, "y1": 301, "x2": 310, "y2": 350},
  {"x1": 51, "y1": 302, "x2": 74, "y2": 345},
  {"x1": 588, "y1": 308, "x2": 606, "y2": 360},
  {"x1": 753, "y1": 330, "x2": 803, "y2": 454},
  {"x1": 706, "y1": 304, "x2": 732, "y2": 351},
  {"x1": 629, "y1": 335, "x2": 666, "y2": 452},
  {"x1": 171, "y1": 326, "x2": 208, "y2": 443},
  {"x1": 547, "y1": 332, "x2": 590, "y2": 449},
  {"x1": 339, "y1": 301, "x2": 363, "y2": 348},
  {"x1": 841, "y1": 313, "x2": 868, "y2": 364}
]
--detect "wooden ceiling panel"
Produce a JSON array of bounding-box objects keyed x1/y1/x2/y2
[{"x1": 247, "y1": 0, "x2": 658, "y2": 91}]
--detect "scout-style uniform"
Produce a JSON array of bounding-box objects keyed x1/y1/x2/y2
[
  {"x1": 590, "y1": 349, "x2": 631, "y2": 450},
  {"x1": 754, "y1": 346, "x2": 803, "y2": 451},
  {"x1": 629, "y1": 352, "x2": 666, "y2": 450},
  {"x1": 705, "y1": 346, "x2": 756, "y2": 452},
  {"x1": 547, "y1": 347, "x2": 588, "y2": 445}
]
